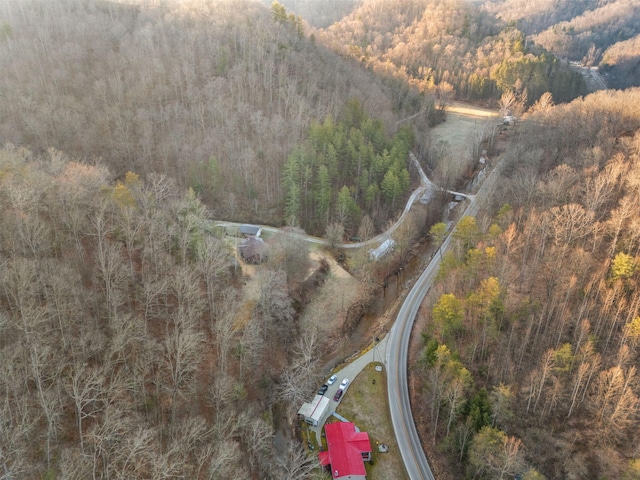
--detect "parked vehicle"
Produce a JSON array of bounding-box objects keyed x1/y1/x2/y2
[
  {"x1": 327, "y1": 374, "x2": 338, "y2": 385},
  {"x1": 333, "y1": 389, "x2": 344, "y2": 402},
  {"x1": 339, "y1": 378, "x2": 349, "y2": 389},
  {"x1": 318, "y1": 384, "x2": 328, "y2": 396}
]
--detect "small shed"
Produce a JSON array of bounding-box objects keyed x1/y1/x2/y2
[
  {"x1": 298, "y1": 395, "x2": 330, "y2": 427},
  {"x1": 368, "y1": 239, "x2": 395, "y2": 260},
  {"x1": 238, "y1": 235, "x2": 268, "y2": 264}
]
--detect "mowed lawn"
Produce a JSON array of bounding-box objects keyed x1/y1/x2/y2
[{"x1": 334, "y1": 362, "x2": 408, "y2": 480}]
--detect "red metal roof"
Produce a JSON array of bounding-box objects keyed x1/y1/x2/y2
[
  {"x1": 318, "y1": 422, "x2": 371, "y2": 478},
  {"x1": 319, "y1": 451, "x2": 330, "y2": 466}
]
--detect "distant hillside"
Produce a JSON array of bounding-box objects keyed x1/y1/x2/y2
[
  {"x1": 482, "y1": 0, "x2": 605, "y2": 34},
  {"x1": 0, "y1": 0, "x2": 424, "y2": 225},
  {"x1": 317, "y1": 0, "x2": 586, "y2": 105},
  {"x1": 259, "y1": 0, "x2": 361, "y2": 28},
  {"x1": 531, "y1": 1, "x2": 640, "y2": 63},
  {"x1": 482, "y1": 0, "x2": 640, "y2": 88},
  {"x1": 600, "y1": 34, "x2": 640, "y2": 89}
]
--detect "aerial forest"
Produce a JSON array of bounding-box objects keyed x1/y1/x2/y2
[
  {"x1": 317, "y1": 0, "x2": 588, "y2": 106},
  {"x1": 0, "y1": 0, "x2": 429, "y2": 230},
  {"x1": 1, "y1": 0, "x2": 640, "y2": 479},
  {"x1": 414, "y1": 87, "x2": 640, "y2": 479}
]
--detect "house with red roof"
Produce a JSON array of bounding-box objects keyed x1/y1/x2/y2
[{"x1": 318, "y1": 422, "x2": 372, "y2": 480}]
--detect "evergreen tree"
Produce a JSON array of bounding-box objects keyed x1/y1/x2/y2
[
  {"x1": 283, "y1": 153, "x2": 301, "y2": 223},
  {"x1": 381, "y1": 170, "x2": 402, "y2": 210},
  {"x1": 315, "y1": 164, "x2": 331, "y2": 227}
]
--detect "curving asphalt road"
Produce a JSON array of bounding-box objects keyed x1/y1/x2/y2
[
  {"x1": 385, "y1": 158, "x2": 505, "y2": 479},
  {"x1": 215, "y1": 146, "x2": 505, "y2": 479}
]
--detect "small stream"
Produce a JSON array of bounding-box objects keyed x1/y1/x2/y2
[
  {"x1": 320, "y1": 241, "x2": 435, "y2": 375},
  {"x1": 356, "y1": 247, "x2": 433, "y2": 331},
  {"x1": 322, "y1": 191, "x2": 467, "y2": 370}
]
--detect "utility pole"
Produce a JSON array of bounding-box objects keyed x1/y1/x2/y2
[{"x1": 372, "y1": 336, "x2": 380, "y2": 363}]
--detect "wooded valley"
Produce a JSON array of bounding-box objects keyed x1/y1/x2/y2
[
  {"x1": 1, "y1": 1, "x2": 639, "y2": 479},
  {"x1": 415, "y1": 87, "x2": 640, "y2": 479}
]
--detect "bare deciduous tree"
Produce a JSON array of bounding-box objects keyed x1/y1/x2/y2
[
  {"x1": 197, "y1": 236, "x2": 232, "y2": 314},
  {"x1": 546, "y1": 203, "x2": 594, "y2": 249},
  {"x1": 66, "y1": 363, "x2": 104, "y2": 454},
  {"x1": 276, "y1": 330, "x2": 321, "y2": 408},
  {"x1": 324, "y1": 222, "x2": 345, "y2": 250},
  {"x1": 592, "y1": 365, "x2": 639, "y2": 442},
  {"x1": 256, "y1": 268, "x2": 295, "y2": 347},
  {"x1": 525, "y1": 349, "x2": 555, "y2": 414},
  {"x1": 239, "y1": 411, "x2": 273, "y2": 473},
  {"x1": 204, "y1": 439, "x2": 246, "y2": 479},
  {"x1": 276, "y1": 441, "x2": 319, "y2": 480},
  {"x1": 163, "y1": 323, "x2": 205, "y2": 422}
]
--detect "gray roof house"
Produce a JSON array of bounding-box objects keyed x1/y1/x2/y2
[{"x1": 239, "y1": 224, "x2": 262, "y2": 237}]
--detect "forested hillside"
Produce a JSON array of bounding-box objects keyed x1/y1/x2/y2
[
  {"x1": 0, "y1": 0, "x2": 427, "y2": 227},
  {"x1": 483, "y1": 0, "x2": 626, "y2": 35},
  {"x1": 483, "y1": 0, "x2": 640, "y2": 88},
  {"x1": 259, "y1": 0, "x2": 360, "y2": 28},
  {"x1": 531, "y1": 1, "x2": 639, "y2": 65},
  {"x1": 316, "y1": 0, "x2": 587, "y2": 106},
  {"x1": 282, "y1": 100, "x2": 416, "y2": 235},
  {"x1": 0, "y1": 145, "x2": 338, "y2": 478},
  {"x1": 414, "y1": 87, "x2": 640, "y2": 479},
  {"x1": 601, "y1": 34, "x2": 640, "y2": 89}
]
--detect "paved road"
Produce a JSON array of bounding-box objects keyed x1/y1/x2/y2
[
  {"x1": 410, "y1": 152, "x2": 473, "y2": 200},
  {"x1": 590, "y1": 69, "x2": 607, "y2": 90},
  {"x1": 385, "y1": 159, "x2": 505, "y2": 480}
]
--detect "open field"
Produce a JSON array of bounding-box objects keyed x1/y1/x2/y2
[{"x1": 431, "y1": 101, "x2": 499, "y2": 153}]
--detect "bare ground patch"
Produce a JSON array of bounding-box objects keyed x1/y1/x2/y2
[{"x1": 300, "y1": 251, "x2": 364, "y2": 348}]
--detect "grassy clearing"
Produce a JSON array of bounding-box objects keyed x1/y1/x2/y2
[{"x1": 333, "y1": 362, "x2": 408, "y2": 480}]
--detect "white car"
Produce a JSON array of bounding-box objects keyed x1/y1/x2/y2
[
  {"x1": 339, "y1": 378, "x2": 349, "y2": 389},
  {"x1": 327, "y1": 374, "x2": 338, "y2": 386}
]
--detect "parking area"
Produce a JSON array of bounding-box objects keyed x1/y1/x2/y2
[{"x1": 308, "y1": 335, "x2": 388, "y2": 443}]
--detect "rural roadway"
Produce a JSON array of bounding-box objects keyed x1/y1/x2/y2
[
  {"x1": 220, "y1": 154, "x2": 503, "y2": 479},
  {"x1": 215, "y1": 153, "x2": 459, "y2": 250},
  {"x1": 215, "y1": 103, "x2": 502, "y2": 478},
  {"x1": 386, "y1": 158, "x2": 505, "y2": 480}
]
